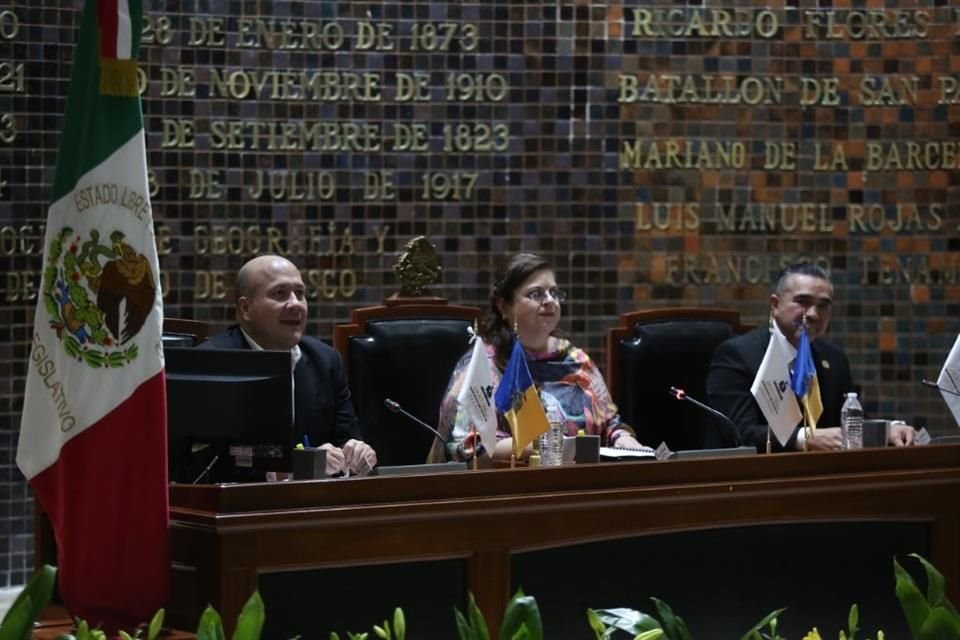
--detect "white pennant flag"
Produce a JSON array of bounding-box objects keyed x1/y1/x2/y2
[
  {"x1": 751, "y1": 324, "x2": 802, "y2": 446},
  {"x1": 936, "y1": 334, "x2": 960, "y2": 428},
  {"x1": 457, "y1": 333, "x2": 498, "y2": 452}
]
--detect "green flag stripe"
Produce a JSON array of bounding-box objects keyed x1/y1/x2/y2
[{"x1": 51, "y1": 0, "x2": 145, "y2": 203}]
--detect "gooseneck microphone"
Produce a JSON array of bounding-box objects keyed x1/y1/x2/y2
[
  {"x1": 384, "y1": 398, "x2": 446, "y2": 445},
  {"x1": 668, "y1": 386, "x2": 743, "y2": 447},
  {"x1": 921, "y1": 379, "x2": 960, "y2": 397},
  {"x1": 191, "y1": 454, "x2": 220, "y2": 485}
]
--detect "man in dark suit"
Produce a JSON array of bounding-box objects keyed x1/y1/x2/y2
[
  {"x1": 707, "y1": 262, "x2": 915, "y2": 452},
  {"x1": 201, "y1": 255, "x2": 377, "y2": 475}
]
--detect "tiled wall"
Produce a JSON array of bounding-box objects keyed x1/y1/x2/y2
[{"x1": 1, "y1": 1, "x2": 959, "y2": 586}]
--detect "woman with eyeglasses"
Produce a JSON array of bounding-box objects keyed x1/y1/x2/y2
[{"x1": 429, "y1": 252, "x2": 643, "y2": 463}]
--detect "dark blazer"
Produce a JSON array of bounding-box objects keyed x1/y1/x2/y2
[
  {"x1": 200, "y1": 325, "x2": 361, "y2": 447},
  {"x1": 706, "y1": 325, "x2": 854, "y2": 452}
]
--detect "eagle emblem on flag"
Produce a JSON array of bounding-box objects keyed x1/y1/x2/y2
[{"x1": 42, "y1": 226, "x2": 155, "y2": 367}]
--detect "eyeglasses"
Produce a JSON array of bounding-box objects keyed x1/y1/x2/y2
[{"x1": 524, "y1": 287, "x2": 566, "y2": 304}]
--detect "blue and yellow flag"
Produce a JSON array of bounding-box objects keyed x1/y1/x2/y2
[
  {"x1": 494, "y1": 339, "x2": 550, "y2": 458},
  {"x1": 790, "y1": 326, "x2": 823, "y2": 429}
]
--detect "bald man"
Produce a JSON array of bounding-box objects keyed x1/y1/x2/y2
[{"x1": 201, "y1": 255, "x2": 377, "y2": 476}]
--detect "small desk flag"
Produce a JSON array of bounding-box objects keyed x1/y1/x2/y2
[
  {"x1": 457, "y1": 334, "x2": 498, "y2": 452},
  {"x1": 790, "y1": 326, "x2": 824, "y2": 430},
  {"x1": 751, "y1": 325, "x2": 803, "y2": 446},
  {"x1": 936, "y1": 334, "x2": 960, "y2": 427},
  {"x1": 494, "y1": 339, "x2": 549, "y2": 458}
]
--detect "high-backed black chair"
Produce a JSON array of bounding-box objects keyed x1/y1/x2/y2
[
  {"x1": 334, "y1": 299, "x2": 482, "y2": 466},
  {"x1": 605, "y1": 308, "x2": 752, "y2": 451}
]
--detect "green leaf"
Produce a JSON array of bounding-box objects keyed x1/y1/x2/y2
[
  {"x1": 232, "y1": 591, "x2": 265, "y2": 640},
  {"x1": 373, "y1": 624, "x2": 388, "y2": 639},
  {"x1": 0, "y1": 594, "x2": 31, "y2": 640},
  {"x1": 918, "y1": 606, "x2": 960, "y2": 640},
  {"x1": 739, "y1": 608, "x2": 786, "y2": 640},
  {"x1": 651, "y1": 598, "x2": 691, "y2": 640},
  {"x1": 499, "y1": 590, "x2": 542, "y2": 640},
  {"x1": 633, "y1": 631, "x2": 665, "y2": 640},
  {"x1": 847, "y1": 603, "x2": 859, "y2": 640},
  {"x1": 592, "y1": 608, "x2": 661, "y2": 635},
  {"x1": 118, "y1": 631, "x2": 134, "y2": 640},
  {"x1": 467, "y1": 593, "x2": 489, "y2": 640},
  {"x1": 0, "y1": 564, "x2": 56, "y2": 635},
  {"x1": 392, "y1": 608, "x2": 405, "y2": 640},
  {"x1": 147, "y1": 608, "x2": 165, "y2": 640},
  {"x1": 895, "y1": 556, "x2": 932, "y2": 639},
  {"x1": 195, "y1": 605, "x2": 226, "y2": 640},
  {"x1": 329, "y1": 634, "x2": 341, "y2": 640},
  {"x1": 586, "y1": 609, "x2": 606, "y2": 639},
  {"x1": 454, "y1": 609, "x2": 475, "y2": 640},
  {"x1": 908, "y1": 554, "x2": 960, "y2": 617}
]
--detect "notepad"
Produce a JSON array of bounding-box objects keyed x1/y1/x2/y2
[{"x1": 599, "y1": 445, "x2": 657, "y2": 460}]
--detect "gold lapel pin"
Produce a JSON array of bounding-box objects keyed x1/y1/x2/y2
[{"x1": 821, "y1": 360, "x2": 830, "y2": 369}]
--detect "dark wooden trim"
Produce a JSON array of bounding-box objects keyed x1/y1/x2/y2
[{"x1": 163, "y1": 318, "x2": 210, "y2": 344}]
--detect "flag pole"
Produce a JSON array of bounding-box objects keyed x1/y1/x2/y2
[
  {"x1": 471, "y1": 425, "x2": 478, "y2": 471},
  {"x1": 800, "y1": 317, "x2": 811, "y2": 451},
  {"x1": 766, "y1": 425, "x2": 771, "y2": 454},
  {"x1": 802, "y1": 395, "x2": 814, "y2": 451},
  {"x1": 472, "y1": 317, "x2": 479, "y2": 471}
]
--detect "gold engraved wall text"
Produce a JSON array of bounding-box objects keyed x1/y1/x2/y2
[{"x1": 619, "y1": 5, "x2": 958, "y2": 289}]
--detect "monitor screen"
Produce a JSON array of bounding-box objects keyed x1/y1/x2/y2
[{"x1": 164, "y1": 346, "x2": 293, "y2": 484}]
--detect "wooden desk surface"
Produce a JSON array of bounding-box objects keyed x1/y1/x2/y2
[{"x1": 167, "y1": 444, "x2": 960, "y2": 636}]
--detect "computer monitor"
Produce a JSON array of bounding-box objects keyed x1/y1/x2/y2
[{"x1": 164, "y1": 346, "x2": 293, "y2": 484}]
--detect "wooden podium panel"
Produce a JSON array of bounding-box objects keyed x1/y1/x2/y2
[{"x1": 167, "y1": 445, "x2": 960, "y2": 637}]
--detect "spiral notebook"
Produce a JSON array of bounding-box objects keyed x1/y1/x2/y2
[{"x1": 599, "y1": 445, "x2": 657, "y2": 460}]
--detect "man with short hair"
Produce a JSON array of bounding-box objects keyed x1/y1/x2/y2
[
  {"x1": 707, "y1": 262, "x2": 915, "y2": 452},
  {"x1": 202, "y1": 255, "x2": 377, "y2": 475}
]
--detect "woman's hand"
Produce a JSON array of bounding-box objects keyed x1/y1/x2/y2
[{"x1": 612, "y1": 433, "x2": 643, "y2": 450}]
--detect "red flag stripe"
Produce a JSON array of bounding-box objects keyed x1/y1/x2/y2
[
  {"x1": 30, "y1": 371, "x2": 169, "y2": 629},
  {"x1": 97, "y1": 0, "x2": 118, "y2": 58}
]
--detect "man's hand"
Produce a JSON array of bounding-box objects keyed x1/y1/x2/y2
[
  {"x1": 803, "y1": 426, "x2": 845, "y2": 451},
  {"x1": 343, "y1": 439, "x2": 377, "y2": 476},
  {"x1": 888, "y1": 422, "x2": 915, "y2": 447},
  {"x1": 319, "y1": 443, "x2": 346, "y2": 476}
]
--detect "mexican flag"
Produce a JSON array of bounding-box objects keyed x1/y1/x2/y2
[{"x1": 17, "y1": 0, "x2": 169, "y2": 630}]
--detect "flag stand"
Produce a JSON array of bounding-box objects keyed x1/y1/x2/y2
[
  {"x1": 766, "y1": 426, "x2": 772, "y2": 454},
  {"x1": 509, "y1": 453, "x2": 516, "y2": 468}
]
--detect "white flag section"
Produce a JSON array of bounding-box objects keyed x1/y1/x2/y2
[
  {"x1": 751, "y1": 326, "x2": 802, "y2": 446},
  {"x1": 936, "y1": 334, "x2": 960, "y2": 428},
  {"x1": 457, "y1": 335, "x2": 498, "y2": 452}
]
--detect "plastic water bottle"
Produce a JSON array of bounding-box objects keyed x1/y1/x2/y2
[
  {"x1": 539, "y1": 392, "x2": 565, "y2": 466},
  {"x1": 841, "y1": 392, "x2": 864, "y2": 449}
]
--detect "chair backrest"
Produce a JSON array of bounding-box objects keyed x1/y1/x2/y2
[
  {"x1": 605, "y1": 308, "x2": 752, "y2": 451},
  {"x1": 334, "y1": 300, "x2": 482, "y2": 466},
  {"x1": 162, "y1": 318, "x2": 209, "y2": 347}
]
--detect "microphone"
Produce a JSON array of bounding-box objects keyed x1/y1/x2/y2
[
  {"x1": 191, "y1": 454, "x2": 220, "y2": 485},
  {"x1": 668, "y1": 386, "x2": 743, "y2": 447},
  {"x1": 921, "y1": 379, "x2": 960, "y2": 397},
  {"x1": 384, "y1": 398, "x2": 446, "y2": 445}
]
